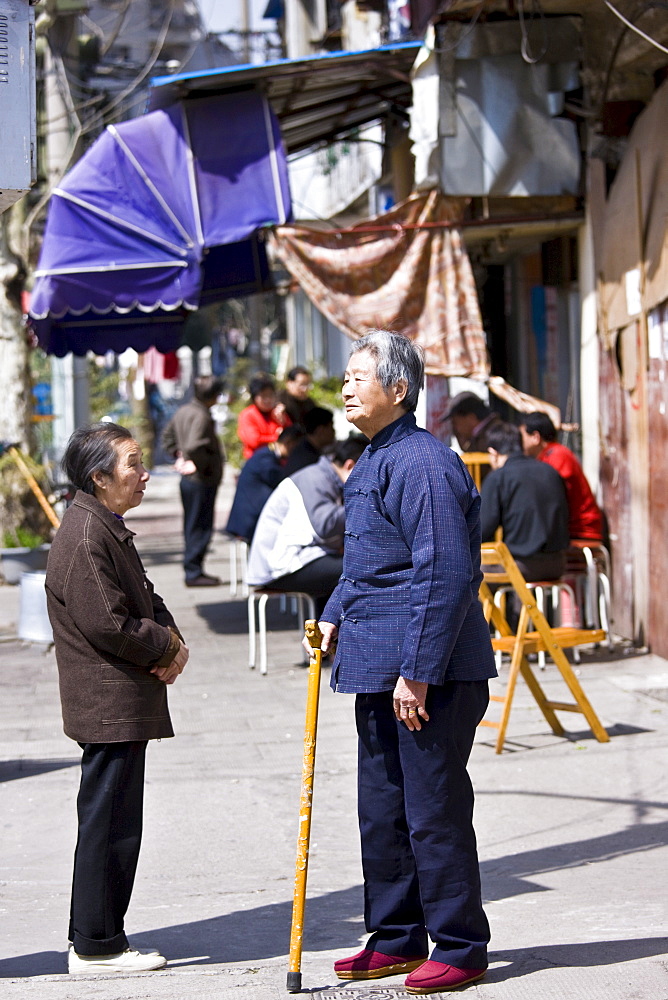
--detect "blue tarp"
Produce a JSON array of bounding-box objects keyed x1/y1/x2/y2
[
  {"x1": 30, "y1": 91, "x2": 292, "y2": 357},
  {"x1": 263, "y1": 0, "x2": 283, "y2": 19}
]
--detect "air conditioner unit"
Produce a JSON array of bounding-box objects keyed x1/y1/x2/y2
[{"x1": 0, "y1": 0, "x2": 36, "y2": 214}]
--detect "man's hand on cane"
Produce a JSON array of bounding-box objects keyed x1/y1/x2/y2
[
  {"x1": 393, "y1": 677, "x2": 429, "y2": 731},
  {"x1": 302, "y1": 621, "x2": 338, "y2": 658}
]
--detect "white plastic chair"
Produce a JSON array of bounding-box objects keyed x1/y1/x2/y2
[{"x1": 247, "y1": 588, "x2": 316, "y2": 675}]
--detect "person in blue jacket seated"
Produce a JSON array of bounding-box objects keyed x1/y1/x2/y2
[
  {"x1": 312, "y1": 331, "x2": 496, "y2": 995},
  {"x1": 224, "y1": 425, "x2": 304, "y2": 545}
]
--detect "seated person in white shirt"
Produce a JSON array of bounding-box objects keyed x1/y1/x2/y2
[{"x1": 247, "y1": 436, "x2": 367, "y2": 616}]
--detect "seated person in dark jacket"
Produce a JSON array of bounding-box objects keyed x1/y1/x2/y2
[
  {"x1": 247, "y1": 436, "x2": 366, "y2": 616},
  {"x1": 480, "y1": 422, "x2": 569, "y2": 581},
  {"x1": 282, "y1": 405, "x2": 336, "y2": 477},
  {"x1": 224, "y1": 425, "x2": 304, "y2": 544}
]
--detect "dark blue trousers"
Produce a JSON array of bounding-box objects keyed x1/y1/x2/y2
[
  {"x1": 180, "y1": 477, "x2": 218, "y2": 581},
  {"x1": 69, "y1": 741, "x2": 147, "y2": 956},
  {"x1": 355, "y1": 682, "x2": 490, "y2": 969}
]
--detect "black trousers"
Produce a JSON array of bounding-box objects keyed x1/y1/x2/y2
[
  {"x1": 268, "y1": 554, "x2": 343, "y2": 618},
  {"x1": 515, "y1": 550, "x2": 567, "y2": 582},
  {"x1": 355, "y1": 682, "x2": 490, "y2": 970},
  {"x1": 69, "y1": 741, "x2": 147, "y2": 956},
  {"x1": 181, "y1": 477, "x2": 218, "y2": 581}
]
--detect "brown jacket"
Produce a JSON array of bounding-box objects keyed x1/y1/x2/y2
[
  {"x1": 161, "y1": 399, "x2": 224, "y2": 487},
  {"x1": 46, "y1": 491, "x2": 182, "y2": 744}
]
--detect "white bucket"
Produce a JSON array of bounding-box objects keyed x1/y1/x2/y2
[{"x1": 18, "y1": 571, "x2": 53, "y2": 644}]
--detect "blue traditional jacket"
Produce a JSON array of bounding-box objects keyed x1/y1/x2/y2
[{"x1": 323, "y1": 413, "x2": 497, "y2": 693}]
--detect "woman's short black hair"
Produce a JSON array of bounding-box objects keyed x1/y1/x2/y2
[
  {"x1": 286, "y1": 365, "x2": 311, "y2": 382},
  {"x1": 332, "y1": 435, "x2": 368, "y2": 466},
  {"x1": 278, "y1": 425, "x2": 305, "y2": 446},
  {"x1": 485, "y1": 422, "x2": 523, "y2": 456},
  {"x1": 520, "y1": 411, "x2": 558, "y2": 442},
  {"x1": 62, "y1": 422, "x2": 133, "y2": 495},
  {"x1": 303, "y1": 406, "x2": 334, "y2": 434},
  {"x1": 249, "y1": 374, "x2": 276, "y2": 400},
  {"x1": 193, "y1": 375, "x2": 225, "y2": 404}
]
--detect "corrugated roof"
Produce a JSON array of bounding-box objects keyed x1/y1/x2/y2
[{"x1": 149, "y1": 42, "x2": 421, "y2": 153}]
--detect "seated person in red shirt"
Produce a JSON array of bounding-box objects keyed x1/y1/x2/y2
[
  {"x1": 237, "y1": 374, "x2": 287, "y2": 460},
  {"x1": 519, "y1": 412, "x2": 604, "y2": 542}
]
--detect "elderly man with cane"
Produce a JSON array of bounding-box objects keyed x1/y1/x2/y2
[{"x1": 316, "y1": 331, "x2": 496, "y2": 994}]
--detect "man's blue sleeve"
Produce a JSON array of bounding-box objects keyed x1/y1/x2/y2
[{"x1": 387, "y1": 443, "x2": 478, "y2": 685}]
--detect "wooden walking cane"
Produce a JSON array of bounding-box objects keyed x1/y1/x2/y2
[{"x1": 287, "y1": 620, "x2": 323, "y2": 993}]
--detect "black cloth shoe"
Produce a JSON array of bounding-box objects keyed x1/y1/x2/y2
[{"x1": 185, "y1": 574, "x2": 222, "y2": 587}]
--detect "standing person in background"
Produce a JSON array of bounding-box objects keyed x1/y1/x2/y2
[
  {"x1": 519, "y1": 412, "x2": 604, "y2": 542},
  {"x1": 224, "y1": 425, "x2": 304, "y2": 544},
  {"x1": 237, "y1": 374, "x2": 287, "y2": 460},
  {"x1": 316, "y1": 332, "x2": 496, "y2": 995},
  {"x1": 282, "y1": 406, "x2": 336, "y2": 477},
  {"x1": 279, "y1": 365, "x2": 316, "y2": 425},
  {"x1": 162, "y1": 376, "x2": 225, "y2": 587},
  {"x1": 46, "y1": 423, "x2": 189, "y2": 975}
]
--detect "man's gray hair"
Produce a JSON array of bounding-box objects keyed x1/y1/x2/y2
[{"x1": 350, "y1": 331, "x2": 424, "y2": 413}]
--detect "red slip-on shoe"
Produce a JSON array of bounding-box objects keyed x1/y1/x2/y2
[
  {"x1": 334, "y1": 948, "x2": 428, "y2": 980},
  {"x1": 405, "y1": 961, "x2": 486, "y2": 993}
]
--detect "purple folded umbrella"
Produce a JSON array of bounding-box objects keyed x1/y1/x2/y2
[{"x1": 30, "y1": 91, "x2": 291, "y2": 356}]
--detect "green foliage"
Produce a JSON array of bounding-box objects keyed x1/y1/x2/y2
[
  {"x1": 0, "y1": 451, "x2": 52, "y2": 546},
  {"x1": 2, "y1": 527, "x2": 45, "y2": 549},
  {"x1": 220, "y1": 357, "x2": 255, "y2": 471},
  {"x1": 88, "y1": 361, "x2": 127, "y2": 424},
  {"x1": 311, "y1": 374, "x2": 343, "y2": 411}
]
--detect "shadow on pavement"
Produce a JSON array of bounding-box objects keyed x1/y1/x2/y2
[
  {"x1": 478, "y1": 722, "x2": 653, "y2": 755},
  {"x1": 0, "y1": 758, "x2": 79, "y2": 783},
  {"x1": 0, "y1": 886, "x2": 366, "y2": 977},
  {"x1": 486, "y1": 936, "x2": 668, "y2": 980},
  {"x1": 0, "y1": 952, "x2": 66, "y2": 978},
  {"x1": 2, "y1": 873, "x2": 667, "y2": 978},
  {"x1": 481, "y1": 819, "x2": 668, "y2": 900},
  {"x1": 140, "y1": 549, "x2": 185, "y2": 566},
  {"x1": 197, "y1": 599, "x2": 309, "y2": 636}
]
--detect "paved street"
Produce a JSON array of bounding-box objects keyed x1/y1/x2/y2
[{"x1": 1, "y1": 469, "x2": 666, "y2": 999}]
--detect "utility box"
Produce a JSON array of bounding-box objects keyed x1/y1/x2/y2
[{"x1": 0, "y1": 0, "x2": 36, "y2": 214}]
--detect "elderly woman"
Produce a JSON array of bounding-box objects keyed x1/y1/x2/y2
[
  {"x1": 46, "y1": 423, "x2": 188, "y2": 975},
  {"x1": 316, "y1": 332, "x2": 496, "y2": 994}
]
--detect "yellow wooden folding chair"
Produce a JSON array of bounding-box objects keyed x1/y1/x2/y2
[
  {"x1": 461, "y1": 452, "x2": 491, "y2": 491},
  {"x1": 479, "y1": 541, "x2": 610, "y2": 753}
]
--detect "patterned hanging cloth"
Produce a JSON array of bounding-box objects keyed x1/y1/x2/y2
[{"x1": 271, "y1": 189, "x2": 489, "y2": 378}]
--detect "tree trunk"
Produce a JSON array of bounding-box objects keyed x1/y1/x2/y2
[
  {"x1": 0, "y1": 217, "x2": 31, "y2": 449},
  {"x1": 0, "y1": 214, "x2": 35, "y2": 541}
]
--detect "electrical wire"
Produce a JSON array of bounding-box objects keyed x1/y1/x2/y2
[
  {"x1": 23, "y1": 50, "x2": 82, "y2": 261},
  {"x1": 603, "y1": 0, "x2": 668, "y2": 54},
  {"x1": 433, "y1": 1, "x2": 486, "y2": 55},
  {"x1": 80, "y1": 0, "x2": 178, "y2": 135},
  {"x1": 517, "y1": 0, "x2": 549, "y2": 64},
  {"x1": 99, "y1": 0, "x2": 132, "y2": 58},
  {"x1": 26, "y1": 0, "x2": 185, "y2": 252}
]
